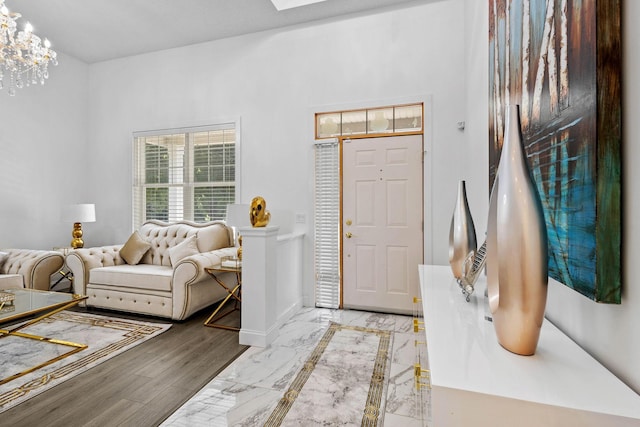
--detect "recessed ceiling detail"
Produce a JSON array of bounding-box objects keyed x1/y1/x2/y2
[{"x1": 270, "y1": 0, "x2": 328, "y2": 11}]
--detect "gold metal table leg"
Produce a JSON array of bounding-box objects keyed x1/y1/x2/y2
[
  {"x1": 204, "y1": 270, "x2": 242, "y2": 331},
  {"x1": 0, "y1": 298, "x2": 87, "y2": 386}
]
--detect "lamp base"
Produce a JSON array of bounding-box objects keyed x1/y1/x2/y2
[{"x1": 71, "y1": 222, "x2": 84, "y2": 249}]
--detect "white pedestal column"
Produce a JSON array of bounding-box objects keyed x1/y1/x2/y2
[{"x1": 239, "y1": 225, "x2": 279, "y2": 347}]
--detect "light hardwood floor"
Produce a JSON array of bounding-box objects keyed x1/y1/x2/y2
[{"x1": 1, "y1": 303, "x2": 246, "y2": 427}]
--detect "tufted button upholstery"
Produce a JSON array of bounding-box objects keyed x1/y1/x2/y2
[
  {"x1": 65, "y1": 220, "x2": 237, "y2": 320},
  {"x1": 137, "y1": 220, "x2": 232, "y2": 267}
]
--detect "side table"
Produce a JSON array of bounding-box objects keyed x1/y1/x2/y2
[{"x1": 204, "y1": 264, "x2": 242, "y2": 330}]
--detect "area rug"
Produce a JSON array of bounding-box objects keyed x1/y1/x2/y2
[
  {"x1": 0, "y1": 311, "x2": 170, "y2": 413},
  {"x1": 265, "y1": 322, "x2": 392, "y2": 426}
]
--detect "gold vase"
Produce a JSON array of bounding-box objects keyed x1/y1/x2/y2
[
  {"x1": 448, "y1": 180, "x2": 477, "y2": 280},
  {"x1": 486, "y1": 105, "x2": 548, "y2": 356}
]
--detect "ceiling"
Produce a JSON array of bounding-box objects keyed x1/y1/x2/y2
[{"x1": 4, "y1": 0, "x2": 422, "y2": 64}]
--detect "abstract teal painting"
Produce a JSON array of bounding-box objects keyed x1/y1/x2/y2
[{"x1": 489, "y1": 0, "x2": 622, "y2": 303}]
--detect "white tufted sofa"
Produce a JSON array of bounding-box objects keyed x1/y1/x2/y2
[
  {"x1": 66, "y1": 220, "x2": 238, "y2": 320},
  {"x1": 0, "y1": 249, "x2": 65, "y2": 290}
]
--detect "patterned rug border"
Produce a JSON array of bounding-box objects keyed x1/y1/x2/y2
[
  {"x1": 264, "y1": 322, "x2": 392, "y2": 426},
  {"x1": 0, "y1": 311, "x2": 171, "y2": 412}
]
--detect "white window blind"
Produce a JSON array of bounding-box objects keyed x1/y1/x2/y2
[
  {"x1": 314, "y1": 139, "x2": 340, "y2": 308},
  {"x1": 133, "y1": 124, "x2": 236, "y2": 230}
]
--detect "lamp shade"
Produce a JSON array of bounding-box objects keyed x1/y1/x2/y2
[
  {"x1": 62, "y1": 204, "x2": 96, "y2": 223},
  {"x1": 225, "y1": 204, "x2": 251, "y2": 228}
]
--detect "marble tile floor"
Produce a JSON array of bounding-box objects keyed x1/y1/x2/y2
[{"x1": 161, "y1": 308, "x2": 430, "y2": 426}]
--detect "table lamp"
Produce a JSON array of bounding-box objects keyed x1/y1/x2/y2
[
  {"x1": 225, "y1": 204, "x2": 251, "y2": 258},
  {"x1": 62, "y1": 204, "x2": 96, "y2": 249}
]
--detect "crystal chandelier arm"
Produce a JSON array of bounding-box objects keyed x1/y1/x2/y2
[{"x1": 0, "y1": 0, "x2": 57, "y2": 96}]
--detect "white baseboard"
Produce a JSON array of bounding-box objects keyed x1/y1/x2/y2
[
  {"x1": 239, "y1": 323, "x2": 279, "y2": 347},
  {"x1": 277, "y1": 298, "x2": 303, "y2": 328}
]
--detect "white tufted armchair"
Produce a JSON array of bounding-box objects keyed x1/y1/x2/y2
[
  {"x1": 0, "y1": 249, "x2": 65, "y2": 290},
  {"x1": 66, "y1": 220, "x2": 238, "y2": 320}
]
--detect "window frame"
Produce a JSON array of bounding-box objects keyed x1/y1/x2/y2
[
  {"x1": 132, "y1": 119, "x2": 241, "y2": 230},
  {"x1": 315, "y1": 103, "x2": 423, "y2": 139}
]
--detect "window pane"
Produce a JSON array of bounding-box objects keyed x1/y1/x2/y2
[
  {"x1": 194, "y1": 166, "x2": 209, "y2": 182},
  {"x1": 210, "y1": 145, "x2": 223, "y2": 165},
  {"x1": 211, "y1": 165, "x2": 224, "y2": 181},
  {"x1": 146, "y1": 188, "x2": 169, "y2": 221},
  {"x1": 367, "y1": 108, "x2": 393, "y2": 133},
  {"x1": 317, "y1": 113, "x2": 341, "y2": 138},
  {"x1": 193, "y1": 131, "x2": 236, "y2": 184},
  {"x1": 226, "y1": 165, "x2": 235, "y2": 182},
  {"x1": 194, "y1": 186, "x2": 235, "y2": 222},
  {"x1": 194, "y1": 144, "x2": 210, "y2": 182},
  {"x1": 145, "y1": 141, "x2": 169, "y2": 184},
  {"x1": 394, "y1": 104, "x2": 423, "y2": 132},
  {"x1": 342, "y1": 111, "x2": 366, "y2": 135}
]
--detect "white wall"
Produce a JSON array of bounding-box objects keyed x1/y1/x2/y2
[
  {"x1": 0, "y1": 53, "x2": 90, "y2": 249},
  {"x1": 3, "y1": 0, "x2": 637, "y2": 398},
  {"x1": 86, "y1": 0, "x2": 466, "y2": 303},
  {"x1": 464, "y1": 0, "x2": 640, "y2": 394},
  {"x1": 462, "y1": 1, "x2": 489, "y2": 232}
]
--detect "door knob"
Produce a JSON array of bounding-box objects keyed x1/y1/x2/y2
[{"x1": 346, "y1": 232, "x2": 353, "y2": 238}]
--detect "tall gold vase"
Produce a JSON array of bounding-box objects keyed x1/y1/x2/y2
[
  {"x1": 448, "y1": 180, "x2": 477, "y2": 280},
  {"x1": 486, "y1": 105, "x2": 548, "y2": 356}
]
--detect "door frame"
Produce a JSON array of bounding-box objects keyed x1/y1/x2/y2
[
  {"x1": 307, "y1": 94, "x2": 433, "y2": 309},
  {"x1": 338, "y1": 131, "x2": 425, "y2": 308}
]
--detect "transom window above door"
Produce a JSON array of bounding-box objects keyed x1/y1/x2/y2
[
  {"x1": 132, "y1": 123, "x2": 237, "y2": 230},
  {"x1": 315, "y1": 103, "x2": 423, "y2": 139}
]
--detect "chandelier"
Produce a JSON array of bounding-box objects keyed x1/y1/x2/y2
[{"x1": 0, "y1": 1, "x2": 57, "y2": 96}]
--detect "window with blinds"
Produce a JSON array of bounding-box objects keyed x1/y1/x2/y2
[
  {"x1": 133, "y1": 124, "x2": 236, "y2": 230},
  {"x1": 314, "y1": 139, "x2": 340, "y2": 308}
]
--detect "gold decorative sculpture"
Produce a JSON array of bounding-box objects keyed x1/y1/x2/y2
[{"x1": 250, "y1": 196, "x2": 271, "y2": 227}]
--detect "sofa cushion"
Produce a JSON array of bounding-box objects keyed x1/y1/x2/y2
[
  {"x1": 120, "y1": 231, "x2": 151, "y2": 265},
  {"x1": 168, "y1": 235, "x2": 199, "y2": 266},
  {"x1": 90, "y1": 264, "x2": 173, "y2": 292},
  {"x1": 0, "y1": 274, "x2": 23, "y2": 289}
]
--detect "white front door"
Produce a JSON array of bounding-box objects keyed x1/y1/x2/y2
[{"x1": 342, "y1": 135, "x2": 423, "y2": 313}]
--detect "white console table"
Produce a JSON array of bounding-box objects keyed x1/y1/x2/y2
[{"x1": 418, "y1": 264, "x2": 640, "y2": 427}]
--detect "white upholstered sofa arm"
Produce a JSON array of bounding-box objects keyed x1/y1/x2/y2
[
  {"x1": 1, "y1": 249, "x2": 65, "y2": 291},
  {"x1": 171, "y1": 247, "x2": 237, "y2": 319},
  {"x1": 174, "y1": 247, "x2": 238, "y2": 285},
  {"x1": 66, "y1": 245, "x2": 124, "y2": 295}
]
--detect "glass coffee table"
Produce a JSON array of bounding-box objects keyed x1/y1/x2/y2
[{"x1": 0, "y1": 289, "x2": 88, "y2": 386}]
